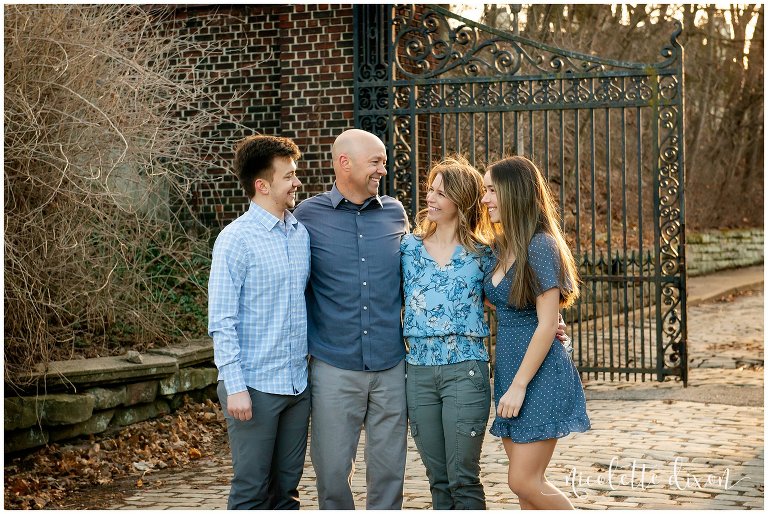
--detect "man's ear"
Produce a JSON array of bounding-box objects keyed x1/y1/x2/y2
[
  {"x1": 338, "y1": 153, "x2": 351, "y2": 171},
  {"x1": 254, "y1": 177, "x2": 270, "y2": 196}
]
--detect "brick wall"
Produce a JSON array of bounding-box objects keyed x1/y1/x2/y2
[
  {"x1": 279, "y1": 5, "x2": 355, "y2": 200},
  {"x1": 158, "y1": 5, "x2": 355, "y2": 227}
]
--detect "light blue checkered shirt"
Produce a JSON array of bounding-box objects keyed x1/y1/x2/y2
[{"x1": 208, "y1": 201, "x2": 310, "y2": 396}]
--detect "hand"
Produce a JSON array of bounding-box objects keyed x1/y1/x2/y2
[
  {"x1": 497, "y1": 382, "x2": 526, "y2": 419},
  {"x1": 227, "y1": 390, "x2": 252, "y2": 421},
  {"x1": 555, "y1": 312, "x2": 568, "y2": 343}
]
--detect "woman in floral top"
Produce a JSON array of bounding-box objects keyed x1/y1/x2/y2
[{"x1": 401, "y1": 157, "x2": 494, "y2": 509}]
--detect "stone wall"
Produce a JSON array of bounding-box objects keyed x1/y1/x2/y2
[
  {"x1": 686, "y1": 228, "x2": 764, "y2": 276},
  {"x1": 5, "y1": 341, "x2": 218, "y2": 453}
]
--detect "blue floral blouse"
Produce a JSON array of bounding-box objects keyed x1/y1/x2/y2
[{"x1": 401, "y1": 234, "x2": 492, "y2": 366}]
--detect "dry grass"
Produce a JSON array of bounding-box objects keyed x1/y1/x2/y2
[{"x1": 4, "y1": 5, "x2": 242, "y2": 385}]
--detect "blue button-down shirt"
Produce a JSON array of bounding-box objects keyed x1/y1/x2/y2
[
  {"x1": 208, "y1": 202, "x2": 310, "y2": 396},
  {"x1": 293, "y1": 184, "x2": 408, "y2": 371}
]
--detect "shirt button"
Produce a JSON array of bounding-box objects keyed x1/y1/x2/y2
[
  {"x1": 364, "y1": 330, "x2": 368, "y2": 335},
  {"x1": 470, "y1": 430, "x2": 477, "y2": 437},
  {"x1": 363, "y1": 282, "x2": 367, "y2": 286},
  {"x1": 361, "y1": 258, "x2": 366, "y2": 262},
  {"x1": 469, "y1": 370, "x2": 475, "y2": 376},
  {"x1": 359, "y1": 234, "x2": 363, "y2": 238},
  {"x1": 357, "y1": 212, "x2": 360, "y2": 216},
  {"x1": 363, "y1": 306, "x2": 368, "y2": 310}
]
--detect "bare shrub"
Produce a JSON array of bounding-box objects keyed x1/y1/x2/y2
[{"x1": 4, "y1": 5, "x2": 239, "y2": 384}]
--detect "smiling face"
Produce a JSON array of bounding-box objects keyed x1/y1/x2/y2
[
  {"x1": 482, "y1": 170, "x2": 500, "y2": 223},
  {"x1": 260, "y1": 156, "x2": 301, "y2": 215},
  {"x1": 426, "y1": 173, "x2": 458, "y2": 226},
  {"x1": 347, "y1": 137, "x2": 387, "y2": 201},
  {"x1": 333, "y1": 130, "x2": 387, "y2": 204}
]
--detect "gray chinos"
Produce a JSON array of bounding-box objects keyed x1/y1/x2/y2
[
  {"x1": 309, "y1": 358, "x2": 407, "y2": 510},
  {"x1": 218, "y1": 383, "x2": 310, "y2": 510},
  {"x1": 405, "y1": 360, "x2": 491, "y2": 509}
]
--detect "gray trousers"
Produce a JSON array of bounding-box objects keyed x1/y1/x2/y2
[
  {"x1": 218, "y1": 382, "x2": 310, "y2": 510},
  {"x1": 405, "y1": 360, "x2": 491, "y2": 510},
  {"x1": 309, "y1": 358, "x2": 407, "y2": 510}
]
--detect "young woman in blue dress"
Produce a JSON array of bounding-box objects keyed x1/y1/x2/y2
[
  {"x1": 481, "y1": 156, "x2": 590, "y2": 510},
  {"x1": 401, "y1": 157, "x2": 571, "y2": 509}
]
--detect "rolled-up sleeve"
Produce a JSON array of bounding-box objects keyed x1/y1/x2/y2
[{"x1": 208, "y1": 231, "x2": 249, "y2": 395}]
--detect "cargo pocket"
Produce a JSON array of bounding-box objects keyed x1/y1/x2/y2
[
  {"x1": 455, "y1": 420, "x2": 485, "y2": 478},
  {"x1": 456, "y1": 420, "x2": 485, "y2": 440}
]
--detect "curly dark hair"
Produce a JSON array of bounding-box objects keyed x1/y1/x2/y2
[{"x1": 233, "y1": 135, "x2": 301, "y2": 198}]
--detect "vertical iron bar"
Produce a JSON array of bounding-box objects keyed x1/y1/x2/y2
[
  {"x1": 544, "y1": 111, "x2": 550, "y2": 180},
  {"x1": 514, "y1": 111, "x2": 519, "y2": 155},
  {"x1": 410, "y1": 89, "x2": 418, "y2": 220},
  {"x1": 528, "y1": 82, "x2": 534, "y2": 157},
  {"x1": 455, "y1": 111, "x2": 460, "y2": 155},
  {"x1": 652, "y1": 76, "x2": 663, "y2": 382},
  {"x1": 441, "y1": 83, "x2": 446, "y2": 160},
  {"x1": 637, "y1": 106, "x2": 645, "y2": 380},
  {"x1": 605, "y1": 107, "x2": 613, "y2": 381},
  {"x1": 469, "y1": 103, "x2": 476, "y2": 165},
  {"x1": 621, "y1": 103, "x2": 630, "y2": 381},
  {"x1": 499, "y1": 110, "x2": 505, "y2": 158},
  {"x1": 386, "y1": 7, "x2": 396, "y2": 199},
  {"x1": 575, "y1": 109, "x2": 584, "y2": 374},
  {"x1": 590, "y1": 106, "x2": 599, "y2": 380},
  {"x1": 485, "y1": 111, "x2": 490, "y2": 164},
  {"x1": 426, "y1": 108, "x2": 432, "y2": 177}
]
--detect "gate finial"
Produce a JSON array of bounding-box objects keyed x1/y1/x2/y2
[{"x1": 509, "y1": 4, "x2": 521, "y2": 35}]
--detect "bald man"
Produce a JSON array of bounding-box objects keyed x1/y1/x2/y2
[{"x1": 293, "y1": 129, "x2": 409, "y2": 509}]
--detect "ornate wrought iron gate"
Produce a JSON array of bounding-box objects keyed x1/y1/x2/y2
[{"x1": 353, "y1": 5, "x2": 686, "y2": 384}]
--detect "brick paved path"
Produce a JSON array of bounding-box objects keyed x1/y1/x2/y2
[{"x1": 112, "y1": 283, "x2": 764, "y2": 510}]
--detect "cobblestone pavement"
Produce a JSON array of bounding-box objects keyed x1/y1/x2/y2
[{"x1": 110, "y1": 280, "x2": 764, "y2": 510}]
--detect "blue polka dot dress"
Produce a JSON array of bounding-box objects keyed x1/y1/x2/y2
[{"x1": 484, "y1": 233, "x2": 590, "y2": 442}]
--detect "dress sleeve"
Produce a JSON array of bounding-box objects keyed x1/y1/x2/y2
[
  {"x1": 480, "y1": 245, "x2": 494, "y2": 276},
  {"x1": 528, "y1": 233, "x2": 561, "y2": 296}
]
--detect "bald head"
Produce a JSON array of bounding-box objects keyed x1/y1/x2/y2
[
  {"x1": 331, "y1": 129, "x2": 387, "y2": 204},
  {"x1": 332, "y1": 129, "x2": 385, "y2": 165}
]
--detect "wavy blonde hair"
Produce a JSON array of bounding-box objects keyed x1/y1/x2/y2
[
  {"x1": 414, "y1": 156, "x2": 492, "y2": 254},
  {"x1": 488, "y1": 156, "x2": 580, "y2": 308}
]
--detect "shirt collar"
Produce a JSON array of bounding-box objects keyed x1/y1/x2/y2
[
  {"x1": 330, "y1": 182, "x2": 383, "y2": 210},
  {"x1": 248, "y1": 201, "x2": 298, "y2": 231}
]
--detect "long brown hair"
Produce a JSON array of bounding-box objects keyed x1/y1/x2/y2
[
  {"x1": 414, "y1": 156, "x2": 492, "y2": 254},
  {"x1": 488, "y1": 156, "x2": 579, "y2": 308}
]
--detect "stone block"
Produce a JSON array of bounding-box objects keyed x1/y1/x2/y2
[
  {"x1": 179, "y1": 368, "x2": 205, "y2": 392},
  {"x1": 202, "y1": 368, "x2": 219, "y2": 387},
  {"x1": 49, "y1": 409, "x2": 115, "y2": 442},
  {"x1": 4, "y1": 397, "x2": 43, "y2": 430},
  {"x1": 85, "y1": 386, "x2": 127, "y2": 410},
  {"x1": 40, "y1": 394, "x2": 95, "y2": 425},
  {"x1": 147, "y1": 338, "x2": 213, "y2": 367},
  {"x1": 18, "y1": 353, "x2": 178, "y2": 392},
  {"x1": 111, "y1": 399, "x2": 170, "y2": 427},
  {"x1": 159, "y1": 373, "x2": 180, "y2": 396},
  {"x1": 5, "y1": 426, "x2": 49, "y2": 453},
  {"x1": 124, "y1": 381, "x2": 158, "y2": 406}
]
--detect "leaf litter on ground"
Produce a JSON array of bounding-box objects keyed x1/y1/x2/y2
[{"x1": 4, "y1": 397, "x2": 227, "y2": 510}]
